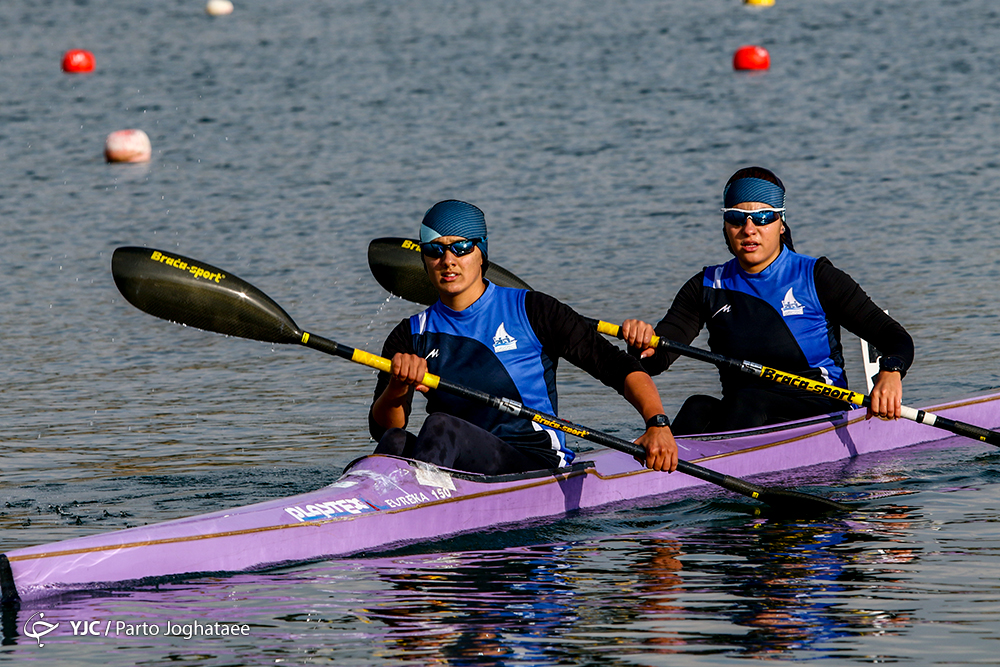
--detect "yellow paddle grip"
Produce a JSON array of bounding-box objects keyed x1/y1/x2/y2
[
  {"x1": 596, "y1": 320, "x2": 661, "y2": 348},
  {"x1": 350, "y1": 348, "x2": 441, "y2": 390}
]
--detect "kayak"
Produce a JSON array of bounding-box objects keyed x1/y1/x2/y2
[{"x1": 4, "y1": 390, "x2": 1000, "y2": 604}]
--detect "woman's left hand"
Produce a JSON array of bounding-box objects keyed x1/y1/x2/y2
[
  {"x1": 635, "y1": 426, "x2": 678, "y2": 472},
  {"x1": 868, "y1": 370, "x2": 903, "y2": 420},
  {"x1": 621, "y1": 319, "x2": 657, "y2": 359}
]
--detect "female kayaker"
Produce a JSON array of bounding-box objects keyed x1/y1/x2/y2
[
  {"x1": 621, "y1": 166, "x2": 914, "y2": 435},
  {"x1": 369, "y1": 199, "x2": 678, "y2": 475}
]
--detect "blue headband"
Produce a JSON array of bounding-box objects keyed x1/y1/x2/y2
[
  {"x1": 419, "y1": 200, "x2": 488, "y2": 259},
  {"x1": 723, "y1": 177, "x2": 785, "y2": 209}
]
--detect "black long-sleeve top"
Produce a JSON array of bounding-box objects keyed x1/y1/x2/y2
[{"x1": 641, "y1": 257, "x2": 914, "y2": 393}]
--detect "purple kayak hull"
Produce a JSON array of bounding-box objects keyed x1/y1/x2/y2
[{"x1": 4, "y1": 392, "x2": 1000, "y2": 603}]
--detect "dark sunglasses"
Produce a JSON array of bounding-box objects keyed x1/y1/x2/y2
[
  {"x1": 420, "y1": 238, "x2": 483, "y2": 258},
  {"x1": 721, "y1": 208, "x2": 784, "y2": 226}
]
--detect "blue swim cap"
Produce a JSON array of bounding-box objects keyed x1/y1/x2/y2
[{"x1": 419, "y1": 200, "x2": 488, "y2": 259}]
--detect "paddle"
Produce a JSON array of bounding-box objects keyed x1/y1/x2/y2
[
  {"x1": 112, "y1": 246, "x2": 850, "y2": 514},
  {"x1": 366, "y1": 238, "x2": 1000, "y2": 448},
  {"x1": 592, "y1": 320, "x2": 1000, "y2": 447},
  {"x1": 368, "y1": 237, "x2": 531, "y2": 305}
]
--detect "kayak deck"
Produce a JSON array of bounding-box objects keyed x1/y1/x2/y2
[{"x1": 4, "y1": 391, "x2": 1000, "y2": 603}]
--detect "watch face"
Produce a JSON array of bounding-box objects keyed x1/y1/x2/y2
[{"x1": 647, "y1": 414, "x2": 669, "y2": 428}]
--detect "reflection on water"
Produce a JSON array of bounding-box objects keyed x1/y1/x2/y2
[
  {"x1": 1, "y1": 508, "x2": 933, "y2": 664},
  {"x1": 361, "y1": 549, "x2": 579, "y2": 665},
  {"x1": 676, "y1": 515, "x2": 914, "y2": 660}
]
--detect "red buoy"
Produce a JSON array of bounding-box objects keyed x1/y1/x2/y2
[
  {"x1": 733, "y1": 45, "x2": 770, "y2": 71},
  {"x1": 62, "y1": 49, "x2": 95, "y2": 73}
]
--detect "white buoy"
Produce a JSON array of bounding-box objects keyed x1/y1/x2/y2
[
  {"x1": 206, "y1": 0, "x2": 234, "y2": 16},
  {"x1": 105, "y1": 130, "x2": 152, "y2": 163}
]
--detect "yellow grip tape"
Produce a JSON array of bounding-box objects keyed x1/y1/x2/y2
[
  {"x1": 597, "y1": 320, "x2": 661, "y2": 349},
  {"x1": 350, "y1": 349, "x2": 441, "y2": 389},
  {"x1": 351, "y1": 348, "x2": 392, "y2": 373},
  {"x1": 595, "y1": 320, "x2": 620, "y2": 337}
]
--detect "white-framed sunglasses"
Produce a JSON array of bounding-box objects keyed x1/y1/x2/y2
[{"x1": 721, "y1": 208, "x2": 785, "y2": 226}]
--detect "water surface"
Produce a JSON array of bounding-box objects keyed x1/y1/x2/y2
[{"x1": 2, "y1": 0, "x2": 999, "y2": 664}]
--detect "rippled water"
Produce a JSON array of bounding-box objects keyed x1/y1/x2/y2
[{"x1": 2, "y1": 0, "x2": 1000, "y2": 664}]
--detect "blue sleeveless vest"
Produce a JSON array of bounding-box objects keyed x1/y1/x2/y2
[
  {"x1": 702, "y1": 250, "x2": 846, "y2": 389},
  {"x1": 409, "y1": 282, "x2": 573, "y2": 465}
]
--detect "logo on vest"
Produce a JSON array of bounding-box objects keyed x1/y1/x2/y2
[
  {"x1": 781, "y1": 288, "x2": 804, "y2": 316},
  {"x1": 492, "y1": 323, "x2": 518, "y2": 353}
]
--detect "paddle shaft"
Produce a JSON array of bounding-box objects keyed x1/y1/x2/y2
[
  {"x1": 300, "y1": 331, "x2": 842, "y2": 508},
  {"x1": 592, "y1": 319, "x2": 1000, "y2": 447}
]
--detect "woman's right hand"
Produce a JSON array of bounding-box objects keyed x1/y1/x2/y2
[
  {"x1": 387, "y1": 352, "x2": 431, "y2": 394},
  {"x1": 621, "y1": 319, "x2": 657, "y2": 359}
]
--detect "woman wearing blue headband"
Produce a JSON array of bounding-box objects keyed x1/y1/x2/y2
[
  {"x1": 369, "y1": 199, "x2": 678, "y2": 474},
  {"x1": 620, "y1": 167, "x2": 914, "y2": 435}
]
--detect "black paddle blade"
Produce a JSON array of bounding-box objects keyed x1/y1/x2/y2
[
  {"x1": 111, "y1": 246, "x2": 301, "y2": 345},
  {"x1": 756, "y1": 487, "x2": 854, "y2": 515},
  {"x1": 368, "y1": 237, "x2": 533, "y2": 306}
]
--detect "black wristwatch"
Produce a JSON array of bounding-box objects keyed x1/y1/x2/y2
[
  {"x1": 645, "y1": 414, "x2": 671, "y2": 429},
  {"x1": 878, "y1": 356, "x2": 906, "y2": 374}
]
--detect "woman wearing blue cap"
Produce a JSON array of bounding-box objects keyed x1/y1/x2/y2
[
  {"x1": 369, "y1": 199, "x2": 678, "y2": 475},
  {"x1": 621, "y1": 167, "x2": 914, "y2": 435}
]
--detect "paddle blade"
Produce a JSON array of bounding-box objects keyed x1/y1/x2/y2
[
  {"x1": 112, "y1": 246, "x2": 301, "y2": 344},
  {"x1": 368, "y1": 237, "x2": 533, "y2": 306},
  {"x1": 756, "y1": 487, "x2": 853, "y2": 515}
]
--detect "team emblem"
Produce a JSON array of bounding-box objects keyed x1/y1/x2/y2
[
  {"x1": 781, "y1": 288, "x2": 804, "y2": 316},
  {"x1": 493, "y1": 323, "x2": 517, "y2": 352}
]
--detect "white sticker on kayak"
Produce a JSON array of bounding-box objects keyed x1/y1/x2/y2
[{"x1": 414, "y1": 462, "x2": 456, "y2": 491}]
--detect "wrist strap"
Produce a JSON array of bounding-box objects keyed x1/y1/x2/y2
[{"x1": 645, "y1": 413, "x2": 671, "y2": 429}]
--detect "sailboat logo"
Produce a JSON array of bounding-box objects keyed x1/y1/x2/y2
[
  {"x1": 493, "y1": 323, "x2": 518, "y2": 353},
  {"x1": 781, "y1": 288, "x2": 804, "y2": 316}
]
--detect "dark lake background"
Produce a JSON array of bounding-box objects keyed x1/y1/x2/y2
[{"x1": 2, "y1": 0, "x2": 999, "y2": 664}]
